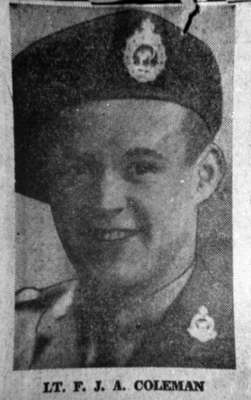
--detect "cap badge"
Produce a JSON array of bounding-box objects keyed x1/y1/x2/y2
[
  {"x1": 123, "y1": 19, "x2": 166, "y2": 83},
  {"x1": 187, "y1": 306, "x2": 217, "y2": 343}
]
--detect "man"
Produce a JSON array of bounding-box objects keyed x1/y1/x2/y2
[{"x1": 13, "y1": 9, "x2": 235, "y2": 369}]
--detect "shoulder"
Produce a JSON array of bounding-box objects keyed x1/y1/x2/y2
[
  {"x1": 15, "y1": 279, "x2": 78, "y2": 369},
  {"x1": 175, "y1": 239, "x2": 235, "y2": 368},
  {"x1": 150, "y1": 239, "x2": 235, "y2": 368},
  {"x1": 183, "y1": 238, "x2": 234, "y2": 334},
  {"x1": 16, "y1": 279, "x2": 78, "y2": 312},
  {"x1": 198, "y1": 236, "x2": 232, "y2": 289}
]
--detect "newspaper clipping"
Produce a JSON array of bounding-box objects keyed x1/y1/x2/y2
[{"x1": 1, "y1": 1, "x2": 251, "y2": 399}]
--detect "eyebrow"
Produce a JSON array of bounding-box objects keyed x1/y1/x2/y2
[{"x1": 125, "y1": 147, "x2": 164, "y2": 160}]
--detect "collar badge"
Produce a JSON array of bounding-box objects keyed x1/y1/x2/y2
[
  {"x1": 187, "y1": 306, "x2": 217, "y2": 343},
  {"x1": 123, "y1": 19, "x2": 167, "y2": 83}
]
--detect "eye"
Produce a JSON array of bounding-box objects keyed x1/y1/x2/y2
[
  {"x1": 53, "y1": 161, "x2": 99, "y2": 184},
  {"x1": 74, "y1": 162, "x2": 93, "y2": 176},
  {"x1": 127, "y1": 160, "x2": 160, "y2": 178}
]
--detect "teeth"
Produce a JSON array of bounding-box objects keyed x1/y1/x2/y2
[
  {"x1": 94, "y1": 230, "x2": 134, "y2": 241},
  {"x1": 104, "y1": 232, "x2": 125, "y2": 240}
]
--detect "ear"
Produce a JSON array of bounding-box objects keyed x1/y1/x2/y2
[{"x1": 193, "y1": 143, "x2": 226, "y2": 204}]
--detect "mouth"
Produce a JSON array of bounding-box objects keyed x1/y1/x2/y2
[{"x1": 91, "y1": 228, "x2": 139, "y2": 242}]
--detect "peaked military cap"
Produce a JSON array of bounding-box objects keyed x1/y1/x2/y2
[{"x1": 13, "y1": 9, "x2": 222, "y2": 203}]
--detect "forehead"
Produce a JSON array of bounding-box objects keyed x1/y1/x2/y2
[{"x1": 53, "y1": 99, "x2": 192, "y2": 154}]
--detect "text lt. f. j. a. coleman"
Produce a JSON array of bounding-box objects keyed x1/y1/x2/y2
[{"x1": 43, "y1": 379, "x2": 205, "y2": 393}]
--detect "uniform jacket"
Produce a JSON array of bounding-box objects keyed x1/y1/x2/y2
[{"x1": 14, "y1": 245, "x2": 235, "y2": 370}]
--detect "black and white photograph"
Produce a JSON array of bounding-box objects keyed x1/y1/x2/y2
[
  {"x1": 1, "y1": 0, "x2": 251, "y2": 398},
  {"x1": 12, "y1": 2, "x2": 235, "y2": 370}
]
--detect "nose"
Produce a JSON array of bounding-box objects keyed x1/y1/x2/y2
[{"x1": 100, "y1": 167, "x2": 126, "y2": 213}]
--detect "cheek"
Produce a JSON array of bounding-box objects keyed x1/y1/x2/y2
[
  {"x1": 49, "y1": 188, "x2": 86, "y2": 250},
  {"x1": 53, "y1": 178, "x2": 99, "y2": 204},
  {"x1": 50, "y1": 200, "x2": 76, "y2": 251},
  {"x1": 49, "y1": 179, "x2": 99, "y2": 222},
  {"x1": 140, "y1": 173, "x2": 195, "y2": 235}
]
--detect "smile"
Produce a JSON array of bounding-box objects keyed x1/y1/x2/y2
[{"x1": 92, "y1": 229, "x2": 138, "y2": 242}]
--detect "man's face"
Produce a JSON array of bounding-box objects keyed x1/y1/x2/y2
[{"x1": 48, "y1": 100, "x2": 199, "y2": 294}]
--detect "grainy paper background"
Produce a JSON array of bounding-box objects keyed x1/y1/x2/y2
[{"x1": 0, "y1": 1, "x2": 251, "y2": 399}]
